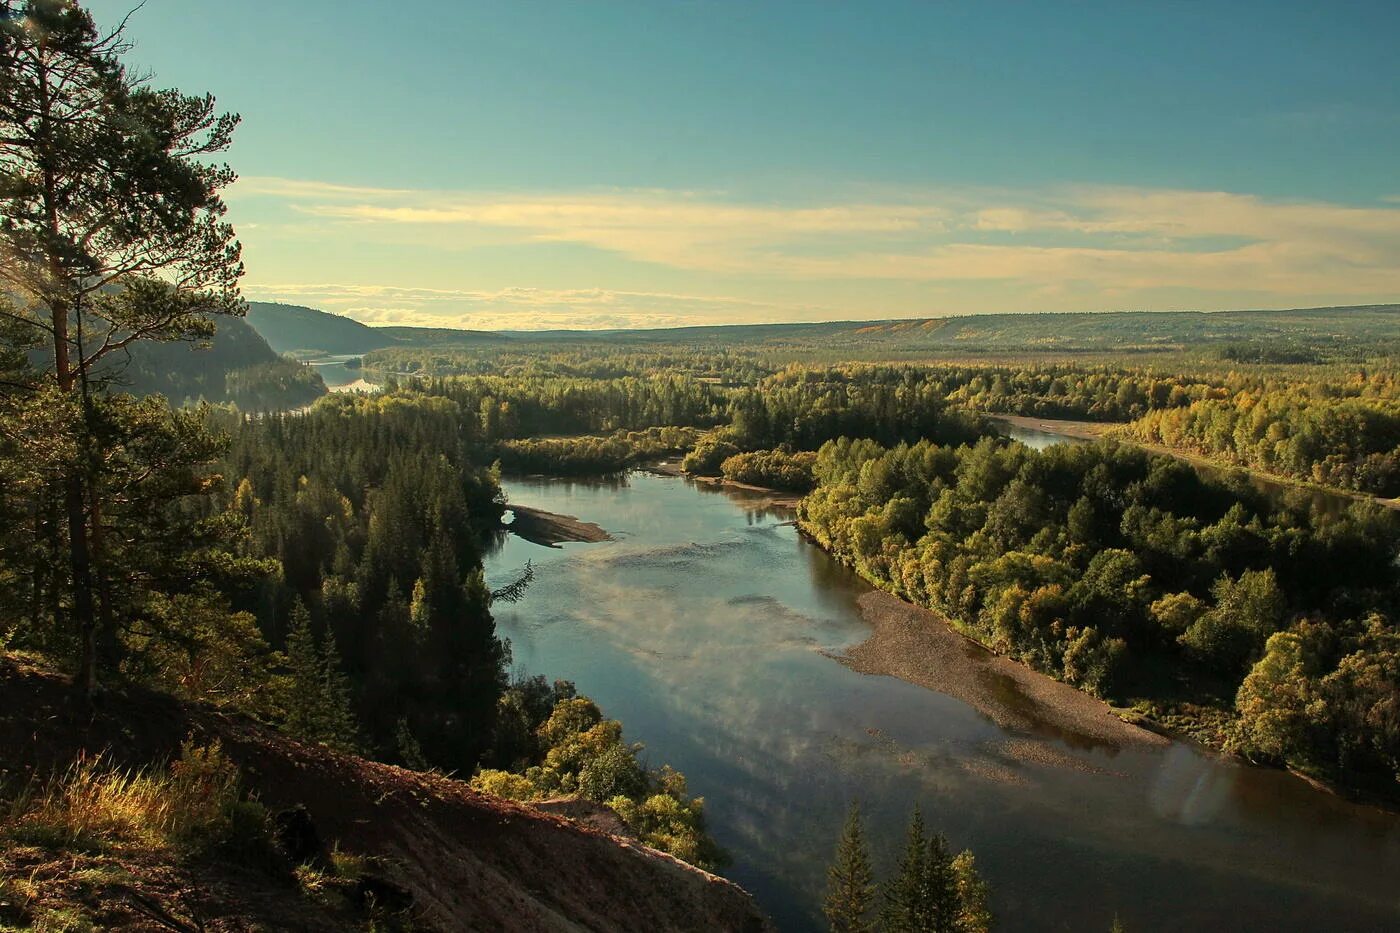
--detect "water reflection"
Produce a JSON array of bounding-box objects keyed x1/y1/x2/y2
[{"x1": 485, "y1": 472, "x2": 1400, "y2": 932}]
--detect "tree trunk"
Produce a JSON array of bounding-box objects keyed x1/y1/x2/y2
[{"x1": 67, "y1": 473, "x2": 97, "y2": 698}]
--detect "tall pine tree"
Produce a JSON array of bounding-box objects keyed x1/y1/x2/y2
[
  {"x1": 282, "y1": 599, "x2": 359, "y2": 753},
  {"x1": 823, "y1": 801, "x2": 875, "y2": 933}
]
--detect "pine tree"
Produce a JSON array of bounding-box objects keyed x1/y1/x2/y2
[
  {"x1": 282, "y1": 599, "x2": 323, "y2": 742},
  {"x1": 881, "y1": 806, "x2": 931, "y2": 931},
  {"x1": 282, "y1": 599, "x2": 359, "y2": 752},
  {"x1": 823, "y1": 801, "x2": 875, "y2": 932},
  {"x1": 1, "y1": 0, "x2": 244, "y2": 696}
]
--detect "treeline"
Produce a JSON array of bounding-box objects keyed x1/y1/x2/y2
[
  {"x1": 799, "y1": 437, "x2": 1400, "y2": 796},
  {"x1": 824, "y1": 803, "x2": 991, "y2": 933},
  {"x1": 1128, "y1": 392, "x2": 1400, "y2": 496},
  {"x1": 726, "y1": 366, "x2": 988, "y2": 450},
  {"x1": 497, "y1": 427, "x2": 702, "y2": 475},
  {"x1": 364, "y1": 343, "x2": 775, "y2": 385},
  {"x1": 418, "y1": 374, "x2": 726, "y2": 439}
]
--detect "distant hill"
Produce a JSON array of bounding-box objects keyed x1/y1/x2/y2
[
  {"x1": 378, "y1": 325, "x2": 514, "y2": 346},
  {"x1": 243, "y1": 301, "x2": 1400, "y2": 360},
  {"x1": 245, "y1": 302, "x2": 397, "y2": 356},
  {"x1": 493, "y1": 304, "x2": 1400, "y2": 358},
  {"x1": 99, "y1": 315, "x2": 326, "y2": 409}
]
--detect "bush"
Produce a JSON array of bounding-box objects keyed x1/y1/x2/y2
[
  {"x1": 680, "y1": 436, "x2": 740, "y2": 476},
  {"x1": 719, "y1": 448, "x2": 817, "y2": 492},
  {"x1": 2, "y1": 738, "x2": 264, "y2": 856}
]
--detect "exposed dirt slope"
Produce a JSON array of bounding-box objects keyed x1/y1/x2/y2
[{"x1": 0, "y1": 657, "x2": 770, "y2": 932}]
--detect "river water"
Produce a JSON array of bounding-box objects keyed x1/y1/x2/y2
[{"x1": 485, "y1": 471, "x2": 1400, "y2": 931}]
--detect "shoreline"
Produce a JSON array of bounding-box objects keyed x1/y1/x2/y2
[
  {"x1": 797, "y1": 520, "x2": 1400, "y2": 811},
  {"x1": 642, "y1": 461, "x2": 806, "y2": 510},
  {"x1": 839, "y1": 589, "x2": 1168, "y2": 752}
]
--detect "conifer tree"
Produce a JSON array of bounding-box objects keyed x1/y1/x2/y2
[
  {"x1": 282, "y1": 599, "x2": 359, "y2": 752},
  {"x1": 880, "y1": 807, "x2": 966, "y2": 933},
  {"x1": 924, "y1": 831, "x2": 962, "y2": 933},
  {"x1": 0, "y1": 0, "x2": 244, "y2": 695},
  {"x1": 316, "y1": 626, "x2": 359, "y2": 753},
  {"x1": 881, "y1": 806, "x2": 931, "y2": 931},
  {"x1": 823, "y1": 801, "x2": 875, "y2": 933}
]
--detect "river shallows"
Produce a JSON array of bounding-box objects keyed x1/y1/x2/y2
[{"x1": 486, "y1": 471, "x2": 1400, "y2": 932}]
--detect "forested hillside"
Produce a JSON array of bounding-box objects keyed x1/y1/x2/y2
[
  {"x1": 245, "y1": 302, "x2": 396, "y2": 356},
  {"x1": 115, "y1": 315, "x2": 325, "y2": 409}
]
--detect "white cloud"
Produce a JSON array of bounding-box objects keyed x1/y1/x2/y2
[
  {"x1": 241, "y1": 282, "x2": 836, "y2": 330},
  {"x1": 234, "y1": 177, "x2": 1400, "y2": 325}
]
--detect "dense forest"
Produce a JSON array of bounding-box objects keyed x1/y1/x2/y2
[
  {"x1": 4, "y1": 4, "x2": 1399, "y2": 929},
  {"x1": 798, "y1": 436, "x2": 1400, "y2": 795}
]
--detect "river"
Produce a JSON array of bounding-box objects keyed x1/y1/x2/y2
[{"x1": 484, "y1": 471, "x2": 1400, "y2": 931}]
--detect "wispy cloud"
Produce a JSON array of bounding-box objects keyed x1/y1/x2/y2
[
  {"x1": 230, "y1": 177, "x2": 1400, "y2": 326},
  {"x1": 240, "y1": 282, "x2": 837, "y2": 330}
]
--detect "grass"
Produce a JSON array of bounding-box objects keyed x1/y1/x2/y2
[{"x1": 1, "y1": 738, "x2": 261, "y2": 856}]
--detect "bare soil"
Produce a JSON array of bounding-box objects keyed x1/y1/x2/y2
[{"x1": 840, "y1": 591, "x2": 1167, "y2": 753}]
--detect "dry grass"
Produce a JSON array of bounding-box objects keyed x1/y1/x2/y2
[{"x1": 2, "y1": 738, "x2": 248, "y2": 854}]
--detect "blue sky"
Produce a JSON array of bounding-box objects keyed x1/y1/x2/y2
[{"x1": 87, "y1": 0, "x2": 1400, "y2": 328}]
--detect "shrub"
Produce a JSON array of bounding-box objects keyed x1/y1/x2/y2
[{"x1": 2, "y1": 739, "x2": 263, "y2": 856}]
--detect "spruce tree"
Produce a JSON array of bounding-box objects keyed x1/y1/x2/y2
[
  {"x1": 823, "y1": 801, "x2": 875, "y2": 933},
  {"x1": 282, "y1": 599, "x2": 359, "y2": 752},
  {"x1": 924, "y1": 832, "x2": 962, "y2": 933},
  {"x1": 282, "y1": 599, "x2": 323, "y2": 742},
  {"x1": 881, "y1": 805, "x2": 931, "y2": 931},
  {"x1": 880, "y1": 808, "x2": 967, "y2": 933},
  {"x1": 315, "y1": 626, "x2": 360, "y2": 753}
]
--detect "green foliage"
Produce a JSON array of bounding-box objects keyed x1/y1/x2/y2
[
  {"x1": 281, "y1": 600, "x2": 361, "y2": 753},
  {"x1": 1128, "y1": 387, "x2": 1400, "y2": 496},
  {"x1": 799, "y1": 433, "x2": 1400, "y2": 795},
  {"x1": 823, "y1": 802, "x2": 875, "y2": 933},
  {"x1": 471, "y1": 690, "x2": 725, "y2": 870},
  {"x1": 497, "y1": 426, "x2": 701, "y2": 475},
  {"x1": 681, "y1": 435, "x2": 741, "y2": 476},
  {"x1": 1230, "y1": 615, "x2": 1400, "y2": 791},
  {"x1": 216, "y1": 392, "x2": 507, "y2": 772},
  {"x1": 1178, "y1": 569, "x2": 1287, "y2": 672},
  {"x1": 720, "y1": 448, "x2": 818, "y2": 492},
  {"x1": 877, "y1": 807, "x2": 966, "y2": 933}
]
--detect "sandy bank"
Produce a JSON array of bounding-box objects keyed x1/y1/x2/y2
[
  {"x1": 841, "y1": 590, "x2": 1167, "y2": 752},
  {"x1": 645, "y1": 462, "x2": 804, "y2": 510},
  {"x1": 988, "y1": 413, "x2": 1118, "y2": 441},
  {"x1": 507, "y1": 504, "x2": 612, "y2": 548}
]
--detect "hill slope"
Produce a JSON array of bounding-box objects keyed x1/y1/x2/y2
[
  {"x1": 0, "y1": 657, "x2": 770, "y2": 932},
  {"x1": 112, "y1": 315, "x2": 326, "y2": 408},
  {"x1": 246, "y1": 302, "x2": 397, "y2": 356}
]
